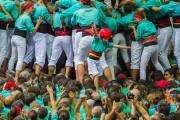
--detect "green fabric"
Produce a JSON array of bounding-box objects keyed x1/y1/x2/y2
[
  {"x1": 120, "y1": 102, "x2": 131, "y2": 113},
  {"x1": 149, "y1": 105, "x2": 155, "y2": 116},
  {"x1": 135, "y1": 19, "x2": 157, "y2": 41},
  {"x1": 0, "y1": 90, "x2": 11, "y2": 97},
  {"x1": 51, "y1": 114, "x2": 58, "y2": 120},
  {"x1": 122, "y1": 87, "x2": 129, "y2": 95},
  {"x1": 91, "y1": 36, "x2": 114, "y2": 54},
  {"x1": 170, "y1": 104, "x2": 177, "y2": 113},
  {"x1": 15, "y1": 12, "x2": 35, "y2": 32}
]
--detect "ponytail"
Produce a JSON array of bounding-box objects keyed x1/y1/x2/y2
[{"x1": 19, "y1": 2, "x2": 32, "y2": 16}]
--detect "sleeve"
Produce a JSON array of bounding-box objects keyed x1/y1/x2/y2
[
  {"x1": 10, "y1": 3, "x2": 19, "y2": 21},
  {"x1": 106, "y1": 42, "x2": 114, "y2": 48},
  {"x1": 71, "y1": 11, "x2": 78, "y2": 26},
  {"x1": 60, "y1": 4, "x2": 81, "y2": 19},
  {"x1": 160, "y1": 3, "x2": 175, "y2": 13},
  {"x1": 142, "y1": 0, "x2": 157, "y2": 10},
  {"x1": 0, "y1": 13, "x2": 8, "y2": 22},
  {"x1": 99, "y1": 1, "x2": 107, "y2": 12},
  {"x1": 42, "y1": 8, "x2": 51, "y2": 23},
  {"x1": 133, "y1": 0, "x2": 144, "y2": 8},
  {"x1": 51, "y1": 114, "x2": 58, "y2": 120},
  {"x1": 116, "y1": 18, "x2": 126, "y2": 28},
  {"x1": 94, "y1": 36, "x2": 100, "y2": 43},
  {"x1": 135, "y1": 25, "x2": 143, "y2": 41},
  {"x1": 25, "y1": 17, "x2": 35, "y2": 32}
]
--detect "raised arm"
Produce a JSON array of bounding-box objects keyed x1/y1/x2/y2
[
  {"x1": 69, "y1": 91, "x2": 77, "y2": 107},
  {"x1": 81, "y1": 95, "x2": 91, "y2": 119},
  {"x1": 55, "y1": 91, "x2": 65, "y2": 107},
  {"x1": 90, "y1": 21, "x2": 98, "y2": 37},
  {"x1": 1, "y1": 5, "x2": 13, "y2": 22},
  {"x1": 74, "y1": 98, "x2": 83, "y2": 120}
]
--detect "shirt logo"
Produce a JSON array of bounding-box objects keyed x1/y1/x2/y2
[
  {"x1": 85, "y1": 8, "x2": 87, "y2": 10},
  {"x1": 147, "y1": 22, "x2": 148, "y2": 24}
]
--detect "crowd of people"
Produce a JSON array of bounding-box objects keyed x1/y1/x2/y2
[{"x1": 0, "y1": 0, "x2": 180, "y2": 119}]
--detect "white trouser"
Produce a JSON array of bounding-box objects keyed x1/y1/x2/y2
[
  {"x1": 140, "y1": 45, "x2": 164, "y2": 80},
  {"x1": 76, "y1": 36, "x2": 94, "y2": 67},
  {"x1": 87, "y1": 58, "x2": 103, "y2": 76},
  {"x1": 157, "y1": 26, "x2": 172, "y2": 69},
  {"x1": 0, "y1": 29, "x2": 7, "y2": 67},
  {"x1": 23, "y1": 32, "x2": 35, "y2": 65},
  {"x1": 6, "y1": 28, "x2": 15, "y2": 59},
  {"x1": 72, "y1": 29, "x2": 77, "y2": 53},
  {"x1": 100, "y1": 48, "x2": 115, "y2": 80},
  {"x1": 33, "y1": 32, "x2": 47, "y2": 67},
  {"x1": 131, "y1": 41, "x2": 143, "y2": 69},
  {"x1": 112, "y1": 33, "x2": 130, "y2": 66},
  {"x1": 46, "y1": 33, "x2": 56, "y2": 74},
  {"x1": 104, "y1": 0, "x2": 119, "y2": 6},
  {"x1": 8, "y1": 35, "x2": 26, "y2": 70},
  {"x1": 174, "y1": 28, "x2": 180, "y2": 68},
  {"x1": 48, "y1": 35, "x2": 73, "y2": 67},
  {"x1": 74, "y1": 31, "x2": 82, "y2": 67}
]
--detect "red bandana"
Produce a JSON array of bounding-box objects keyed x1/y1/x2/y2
[
  {"x1": 80, "y1": 0, "x2": 96, "y2": 8},
  {"x1": 15, "y1": 106, "x2": 21, "y2": 117},
  {"x1": 24, "y1": 3, "x2": 34, "y2": 11},
  {"x1": 133, "y1": 14, "x2": 144, "y2": 19}
]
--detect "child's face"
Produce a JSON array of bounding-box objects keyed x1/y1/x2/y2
[
  {"x1": 134, "y1": 17, "x2": 141, "y2": 24},
  {"x1": 164, "y1": 71, "x2": 173, "y2": 80},
  {"x1": 102, "y1": 37, "x2": 109, "y2": 44}
]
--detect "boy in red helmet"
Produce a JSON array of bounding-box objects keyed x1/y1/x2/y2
[{"x1": 88, "y1": 21, "x2": 131, "y2": 91}]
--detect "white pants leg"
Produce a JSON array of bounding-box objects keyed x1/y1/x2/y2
[
  {"x1": 100, "y1": 48, "x2": 115, "y2": 80},
  {"x1": 48, "y1": 35, "x2": 73, "y2": 67},
  {"x1": 112, "y1": 33, "x2": 130, "y2": 67},
  {"x1": 174, "y1": 28, "x2": 180, "y2": 68},
  {"x1": 23, "y1": 32, "x2": 35, "y2": 65},
  {"x1": 76, "y1": 36, "x2": 94, "y2": 66},
  {"x1": 33, "y1": 32, "x2": 47, "y2": 67},
  {"x1": 72, "y1": 29, "x2": 77, "y2": 54},
  {"x1": 46, "y1": 33, "x2": 56, "y2": 74},
  {"x1": 87, "y1": 58, "x2": 103, "y2": 76},
  {"x1": 8, "y1": 35, "x2": 26, "y2": 70},
  {"x1": 130, "y1": 41, "x2": 143, "y2": 69},
  {"x1": 74, "y1": 31, "x2": 82, "y2": 70},
  {"x1": 140, "y1": 45, "x2": 164, "y2": 80},
  {"x1": 0, "y1": 29, "x2": 7, "y2": 66},
  {"x1": 6, "y1": 28, "x2": 15, "y2": 59},
  {"x1": 157, "y1": 26, "x2": 172, "y2": 69}
]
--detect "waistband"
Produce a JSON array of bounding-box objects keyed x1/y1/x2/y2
[
  {"x1": 173, "y1": 16, "x2": 180, "y2": 28},
  {"x1": 156, "y1": 15, "x2": 171, "y2": 28},
  {"x1": 72, "y1": 24, "x2": 80, "y2": 30},
  {"x1": 33, "y1": 23, "x2": 47, "y2": 33},
  {"x1": 8, "y1": 22, "x2": 15, "y2": 28},
  {"x1": 82, "y1": 26, "x2": 99, "y2": 37},
  {"x1": 89, "y1": 50, "x2": 102, "y2": 60},
  {"x1": 127, "y1": 29, "x2": 136, "y2": 41},
  {"x1": 47, "y1": 24, "x2": 55, "y2": 36},
  {"x1": 55, "y1": 27, "x2": 71, "y2": 37},
  {"x1": 13, "y1": 28, "x2": 27, "y2": 38},
  {"x1": 143, "y1": 35, "x2": 157, "y2": 47},
  {"x1": 0, "y1": 21, "x2": 7, "y2": 30}
]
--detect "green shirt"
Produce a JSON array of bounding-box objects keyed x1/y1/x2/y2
[{"x1": 149, "y1": 105, "x2": 155, "y2": 116}]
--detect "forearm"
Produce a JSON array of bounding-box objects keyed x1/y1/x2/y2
[
  {"x1": 83, "y1": 101, "x2": 91, "y2": 119},
  {"x1": 48, "y1": 14, "x2": 53, "y2": 25},
  {"x1": 2, "y1": 8, "x2": 13, "y2": 21},
  {"x1": 132, "y1": 28, "x2": 136, "y2": 36},
  {"x1": 32, "y1": 23, "x2": 40, "y2": 34},
  {"x1": 93, "y1": 29, "x2": 98, "y2": 37},
  {"x1": 50, "y1": 94, "x2": 57, "y2": 114},
  {"x1": 129, "y1": 1, "x2": 136, "y2": 5},
  {"x1": 106, "y1": 7, "x2": 112, "y2": 16},
  {"x1": 113, "y1": 45, "x2": 127, "y2": 49},
  {"x1": 117, "y1": 113, "x2": 125, "y2": 120},
  {"x1": 134, "y1": 102, "x2": 150, "y2": 119},
  {"x1": 105, "y1": 110, "x2": 114, "y2": 120},
  {"x1": 107, "y1": 99, "x2": 112, "y2": 113},
  {"x1": 60, "y1": 17, "x2": 65, "y2": 24},
  {"x1": 74, "y1": 99, "x2": 82, "y2": 114},
  {"x1": 55, "y1": 95, "x2": 63, "y2": 107},
  {"x1": 71, "y1": 98, "x2": 77, "y2": 108},
  {"x1": 100, "y1": 113, "x2": 105, "y2": 120}
]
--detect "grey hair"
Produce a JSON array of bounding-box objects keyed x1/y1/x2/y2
[
  {"x1": 30, "y1": 101, "x2": 40, "y2": 110},
  {"x1": 11, "y1": 90, "x2": 21, "y2": 97},
  {"x1": 92, "y1": 107, "x2": 102, "y2": 118},
  {"x1": 87, "y1": 99, "x2": 95, "y2": 109},
  {"x1": 123, "y1": 79, "x2": 134, "y2": 87},
  {"x1": 91, "y1": 92, "x2": 100, "y2": 100},
  {"x1": 19, "y1": 71, "x2": 30, "y2": 79},
  {"x1": 6, "y1": 70, "x2": 15, "y2": 78}
]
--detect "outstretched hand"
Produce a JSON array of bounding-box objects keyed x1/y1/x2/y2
[
  {"x1": 90, "y1": 21, "x2": 94, "y2": 26},
  {"x1": 128, "y1": 24, "x2": 135, "y2": 30}
]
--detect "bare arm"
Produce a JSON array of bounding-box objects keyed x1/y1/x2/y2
[
  {"x1": 113, "y1": 45, "x2": 131, "y2": 50},
  {"x1": 47, "y1": 6, "x2": 53, "y2": 25},
  {"x1": 83, "y1": 100, "x2": 91, "y2": 119},
  {"x1": 55, "y1": 91, "x2": 65, "y2": 107},
  {"x1": 90, "y1": 21, "x2": 98, "y2": 37},
  {"x1": 1, "y1": 5, "x2": 13, "y2": 22},
  {"x1": 32, "y1": 17, "x2": 44, "y2": 34},
  {"x1": 151, "y1": 7, "x2": 161, "y2": 11},
  {"x1": 46, "y1": 85, "x2": 57, "y2": 114},
  {"x1": 69, "y1": 91, "x2": 77, "y2": 107},
  {"x1": 105, "y1": 7, "x2": 112, "y2": 16},
  {"x1": 74, "y1": 99, "x2": 82, "y2": 120}
]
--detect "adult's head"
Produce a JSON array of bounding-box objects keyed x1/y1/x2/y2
[
  {"x1": 14, "y1": 92, "x2": 25, "y2": 104},
  {"x1": 17, "y1": 77, "x2": 27, "y2": 86},
  {"x1": 4, "y1": 96, "x2": 15, "y2": 108},
  {"x1": 92, "y1": 106, "x2": 102, "y2": 118},
  {"x1": 157, "y1": 100, "x2": 171, "y2": 116},
  {"x1": 7, "y1": 106, "x2": 21, "y2": 120},
  {"x1": 58, "y1": 110, "x2": 70, "y2": 120},
  {"x1": 27, "y1": 73, "x2": 38, "y2": 85},
  {"x1": 130, "y1": 89, "x2": 140, "y2": 96},
  {"x1": 19, "y1": 71, "x2": 30, "y2": 79},
  {"x1": 6, "y1": 70, "x2": 15, "y2": 78},
  {"x1": 37, "y1": 107, "x2": 48, "y2": 119},
  {"x1": 0, "y1": 78, "x2": 6, "y2": 91},
  {"x1": 91, "y1": 92, "x2": 101, "y2": 100},
  {"x1": 11, "y1": 100, "x2": 24, "y2": 109},
  {"x1": 0, "y1": 100, "x2": 4, "y2": 112},
  {"x1": 30, "y1": 101, "x2": 40, "y2": 111},
  {"x1": 27, "y1": 86, "x2": 40, "y2": 97},
  {"x1": 26, "y1": 93, "x2": 36, "y2": 106}
]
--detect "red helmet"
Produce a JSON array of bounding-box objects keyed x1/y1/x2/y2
[{"x1": 99, "y1": 28, "x2": 112, "y2": 39}]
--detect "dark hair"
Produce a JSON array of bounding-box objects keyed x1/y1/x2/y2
[
  {"x1": 27, "y1": 86, "x2": 40, "y2": 97},
  {"x1": 170, "y1": 90, "x2": 180, "y2": 94},
  {"x1": 58, "y1": 110, "x2": 70, "y2": 120},
  {"x1": 38, "y1": 107, "x2": 48, "y2": 119},
  {"x1": 29, "y1": 110, "x2": 38, "y2": 120},
  {"x1": 12, "y1": 100, "x2": 24, "y2": 109},
  {"x1": 67, "y1": 80, "x2": 82, "y2": 90},
  {"x1": 14, "y1": 87, "x2": 23, "y2": 92},
  {"x1": 27, "y1": 73, "x2": 38, "y2": 81},
  {"x1": 168, "y1": 113, "x2": 178, "y2": 120},
  {"x1": 53, "y1": 75, "x2": 66, "y2": 85},
  {"x1": 7, "y1": 107, "x2": 18, "y2": 120},
  {"x1": 85, "y1": 84, "x2": 96, "y2": 91},
  {"x1": 158, "y1": 100, "x2": 171, "y2": 116},
  {"x1": 14, "y1": 92, "x2": 26, "y2": 104},
  {"x1": 43, "y1": 95, "x2": 50, "y2": 106},
  {"x1": 57, "y1": 103, "x2": 71, "y2": 111},
  {"x1": 151, "y1": 71, "x2": 164, "y2": 81},
  {"x1": 130, "y1": 115, "x2": 139, "y2": 120},
  {"x1": 165, "y1": 68, "x2": 175, "y2": 76},
  {"x1": 26, "y1": 93, "x2": 36, "y2": 106},
  {"x1": 83, "y1": 77, "x2": 94, "y2": 87},
  {"x1": 18, "y1": 77, "x2": 27, "y2": 85},
  {"x1": 110, "y1": 92, "x2": 120, "y2": 102},
  {"x1": 117, "y1": 78, "x2": 126, "y2": 87},
  {"x1": 124, "y1": 5, "x2": 133, "y2": 14},
  {"x1": 20, "y1": 2, "x2": 32, "y2": 15},
  {"x1": 107, "y1": 85, "x2": 120, "y2": 96},
  {"x1": 62, "y1": 78, "x2": 72, "y2": 87}
]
